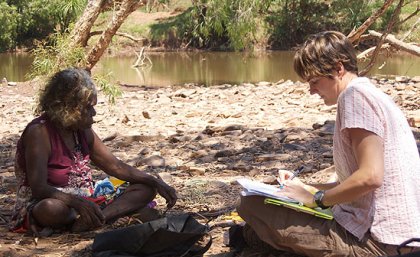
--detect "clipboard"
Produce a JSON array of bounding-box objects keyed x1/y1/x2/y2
[{"x1": 264, "y1": 198, "x2": 333, "y2": 220}]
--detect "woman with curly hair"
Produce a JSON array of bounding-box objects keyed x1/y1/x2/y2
[{"x1": 11, "y1": 68, "x2": 177, "y2": 234}]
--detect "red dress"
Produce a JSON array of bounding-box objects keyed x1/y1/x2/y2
[{"x1": 11, "y1": 115, "x2": 94, "y2": 232}]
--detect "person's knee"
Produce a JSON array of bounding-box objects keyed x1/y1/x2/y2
[
  {"x1": 237, "y1": 196, "x2": 255, "y2": 218},
  {"x1": 128, "y1": 183, "x2": 157, "y2": 202},
  {"x1": 32, "y1": 198, "x2": 75, "y2": 227}
]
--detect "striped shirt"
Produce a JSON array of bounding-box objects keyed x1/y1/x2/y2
[{"x1": 332, "y1": 77, "x2": 420, "y2": 245}]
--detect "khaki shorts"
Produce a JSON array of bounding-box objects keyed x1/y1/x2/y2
[{"x1": 237, "y1": 195, "x2": 419, "y2": 257}]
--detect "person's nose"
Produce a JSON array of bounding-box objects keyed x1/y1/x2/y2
[{"x1": 91, "y1": 107, "x2": 97, "y2": 117}]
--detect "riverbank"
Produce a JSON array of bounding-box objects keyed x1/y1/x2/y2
[{"x1": 0, "y1": 77, "x2": 419, "y2": 257}]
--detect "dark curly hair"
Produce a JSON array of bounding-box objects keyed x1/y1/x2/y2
[
  {"x1": 294, "y1": 31, "x2": 358, "y2": 81},
  {"x1": 36, "y1": 68, "x2": 97, "y2": 129}
]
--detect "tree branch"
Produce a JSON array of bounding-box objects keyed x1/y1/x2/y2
[
  {"x1": 90, "y1": 31, "x2": 146, "y2": 43},
  {"x1": 359, "y1": 0, "x2": 404, "y2": 76},
  {"x1": 347, "y1": 0, "x2": 395, "y2": 44}
]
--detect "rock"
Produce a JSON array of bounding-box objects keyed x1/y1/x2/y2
[
  {"x1": 248, "y1": 169, "x2": 261, "y2": 177},
  {"x1": 190, "y1": 150, "x2": 208, "y2": 158},
  {"x1": 262, "y1": 176, "x2": 277, "y2": 184},
  {"x1": 322, "y1": 151, "x2": 333, "y2": 158},
  {"x1": 188, "y1": 166, "x2": 206, "y2": 175},
  {"x1": 142, "y1": 111, "x2": 151, "y2": 119},
  {"x1": 283, "y1": 143, "x2": 306, "y2": 151},
  {"x1": 158, "y1": 172, "x2": 173, "y2": 184},
  {"x1": 138, "y1": 155, "x2": 165, "y2": 167},
  {"x1": 255, "y1": 153, "x2": 291, "y2": 162}
]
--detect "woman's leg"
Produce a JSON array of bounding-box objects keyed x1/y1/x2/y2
[
  {"x1": 32, "y1": 198, "x2": 78, "y2": 228},
  {"x1": 237, "y1": 195, "x2": 387, "y2": 257},
  {"x1": 102, "y1": 183, "x2": 157, "y2": 222}
]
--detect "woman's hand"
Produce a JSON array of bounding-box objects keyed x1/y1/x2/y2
[
  {"x1": 155, "y1": 180, "x2": 177, "y2": 209},
  {"x1": 70, "y1": 196, "x2": 105, "y2": 232},
  {"x1": 279, "y1": 180, "x2": 317, "y2": 208},
  {"x1": 277, "y1": 169, "x2": 316, "y2": 208},
  {"x1": 278, "y1": 169, "x2": 306, "y2": 187}
]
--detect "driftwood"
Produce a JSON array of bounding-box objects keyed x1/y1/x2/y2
[
  {"x1": 132, "y1": 47, "x2": 152, "y2": 67},
  {"x1": 368, "y1": 30, "x2": 420, "y2": 57}
]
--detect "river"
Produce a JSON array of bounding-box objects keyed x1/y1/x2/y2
[{"x1": 1, "y1": 51, "x2": 419, "y2": 86}]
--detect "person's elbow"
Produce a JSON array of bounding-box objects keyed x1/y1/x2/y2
[{"x1": 361, "y1": 168, "x2": 383, "y2": 190}]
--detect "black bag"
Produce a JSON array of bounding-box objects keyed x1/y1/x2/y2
[{"x1": 92, "y1": 214, "x2": 212, "y2": 257}]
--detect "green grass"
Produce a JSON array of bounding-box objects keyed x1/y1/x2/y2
[{"x1": 398, "y1": 0, "x2": 419, "y2": 42}]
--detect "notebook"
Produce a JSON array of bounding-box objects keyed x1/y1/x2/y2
[
  {"x1": 264, "y1": 198, "x2": 333, "y2": 220},
  {"x1": 237, "y1": 178, "x2": 333, "y2": 220}
]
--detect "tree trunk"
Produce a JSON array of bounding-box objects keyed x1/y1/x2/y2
[
  {"x1": 85, "y1": 0, "x2": 146, "y2": 70},
  {"x1": 70, "y1": 0, "x2": 109, "y2": 47}
]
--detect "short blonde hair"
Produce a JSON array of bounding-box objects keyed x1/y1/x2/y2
[
  {"x1": 36, "y1": 68, "x2": 96, "y2": 128},
  {"x1": 293, "y1": 31, "x2": 358, "y2": 81}
]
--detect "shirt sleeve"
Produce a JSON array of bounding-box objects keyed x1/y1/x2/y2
[{"x1": 338, "y1": 85, "x2": 384, "y2": 139}]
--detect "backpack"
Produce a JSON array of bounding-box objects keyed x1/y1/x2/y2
[{"x1": 92, "y1": 214, "x2": 212, "y2": 257}]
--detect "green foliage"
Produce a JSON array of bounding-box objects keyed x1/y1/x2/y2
[
  {"x1": 0, "y1": 0, "x2": 86, "y2": 51},
  {"x1": 0, "y1": 2, "x2": 18, "y2": 51},
  {"x1": 29, "y1": 31, "x2": 121, "y2": 104},
  {"x1": 150, "y1": 0, "x2": 405, "y2": 51},
  {"x1": 93, "y1": 73, "x2": 122, "y2": 104},
  {"x1": 29, "y1": 30, "x2": 87, "y2": 78},
  {"x1": 189, "y1": 0, "x2": 271, "y2": 50},
  {"x1": 149, "y1": 0, "x2": 271, "y2": 50},
  {"x1": 267, "y1": 0, "x2": 388, "y2": 49}
]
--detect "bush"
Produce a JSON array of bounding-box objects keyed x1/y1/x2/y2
[
  {"x1": 0, "y1": 2, "x2": 18, "y2": 51},
  {"x1": 150, "y1": 0, "x2": 403, "y2": 51}
]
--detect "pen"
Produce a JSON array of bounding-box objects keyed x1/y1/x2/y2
[
  {"x1": 278, "y1": 166, "x2": 305, "y2": 189},
  {"x1": 289, "y1": 166, "x2": 305, "y2": 180}
]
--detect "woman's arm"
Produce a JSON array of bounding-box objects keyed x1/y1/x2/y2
[
  {"x1": 319, "y1": 128, "x2": 384, "y2": 206},
  {"x1": 282, "y1": 128, "x2": 384, "y2": 207},
  {"x1": 86, "y1": 129, "x2": 177, "y2": 208}
]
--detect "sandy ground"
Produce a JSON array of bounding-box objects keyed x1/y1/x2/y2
[{"x1": 0, "y1": 75, "x2": 419, "y2": 257}]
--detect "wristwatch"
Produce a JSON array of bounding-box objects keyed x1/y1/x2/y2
[{"x1": 314, "y1": 190, "x2": 328, "y2": 209}]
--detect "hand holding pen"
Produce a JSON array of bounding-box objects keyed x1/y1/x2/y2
[{"x1": 277, "y1": 166, "x2": 304, "y2": 189}]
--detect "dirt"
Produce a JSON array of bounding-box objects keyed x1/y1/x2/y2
[{"x1": 1, "y1": 74, "x2": 419, "y2": 257}]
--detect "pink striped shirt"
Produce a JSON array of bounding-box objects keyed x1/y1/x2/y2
[{"x1": 332, "y1": 77, "x2": 420, "y2": 245}]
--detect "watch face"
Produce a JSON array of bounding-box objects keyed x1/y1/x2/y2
[{"x1": 314, "y1": 190, "x2": 326, "y2": 208}]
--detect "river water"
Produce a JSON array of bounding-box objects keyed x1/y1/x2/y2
[{"x1": 1, "y1": 51, "x2": 419, "y2": 86}]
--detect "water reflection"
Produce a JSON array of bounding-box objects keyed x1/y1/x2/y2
[
  {"x1": 1, "y1": 51, "x2": 419, "y2": 86},
  {"x1": 96, "y1": 52, "x2": 302, "y2": 86},
  {"x1": 97, "y1": 51, "x2": 420, "y2": 86},
  {"x1": 0, "y1": 53, "x2": 34, "y2": 82}
]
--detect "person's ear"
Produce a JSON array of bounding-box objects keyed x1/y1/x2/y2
[{"x1": 336, "y1": 63, "x2": 345, "y2": 79}]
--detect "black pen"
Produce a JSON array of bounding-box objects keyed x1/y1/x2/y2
[{"x1": 289, "y1": 166, "x2": 305, "y2": 180}]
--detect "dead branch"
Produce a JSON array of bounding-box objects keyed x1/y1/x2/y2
[
  {"x1": 401, "y1": 17, "x2": 420, "y2": 41},
  {"x1": 357, "y1": 43, "x2": 392, "y2": 61},
  {"x1": 347, "y1": 0, "x2": 395, "y2": 44},
  {"x1": 90, "y1": 31, "x2": 146, "y2": 43},
  {"x1": 132, "y1": 47, "x2": 152, "y2": 67},
  {"x1": 396, "y1": 6, "x2": 419, "y2": 26},
  {"x1": 368, "y1": 30, "x2": 420, "y2": 57},
  {"x1": 359, "y1": 0, "x2": 404, "y2": 76}
]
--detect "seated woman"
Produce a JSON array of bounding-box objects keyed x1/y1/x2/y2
[
  {"x1": 238, "y1": 31, "x2": 420, "y2": 256},
  {"x1": 11, "y1": 68, "x2": 177, "y2": 234}
]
